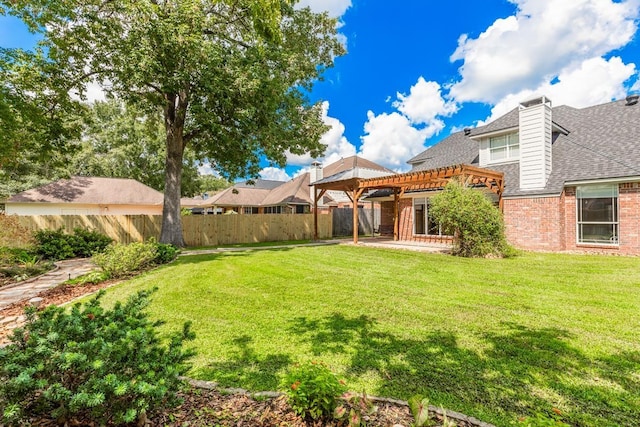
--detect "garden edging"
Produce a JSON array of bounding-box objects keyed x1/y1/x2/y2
[{"x1": 182, "y1": 377, "x2": 497, "y2": 427}]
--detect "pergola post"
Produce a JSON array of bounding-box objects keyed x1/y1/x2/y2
[
  {"x1": 351, "y1": 187, "x2": 365, "y2": 244},
  {"x1": 393, "y1": 189, "x2": 399, "y2": 241},
  {"x1": 313, "y1": 186, "x2": 319, "y2": 240},
  {"x1": 313, "y1": 187, "x2": 327, "y2": 240}
]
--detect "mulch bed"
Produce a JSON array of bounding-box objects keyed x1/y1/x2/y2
[{"x1": 18, "y1": 386, "x2": 478, "y2": 426}]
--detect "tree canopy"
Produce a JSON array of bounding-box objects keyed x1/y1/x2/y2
[{"x1": 1, "y1": 0, "x2": 344, "y2": 245}]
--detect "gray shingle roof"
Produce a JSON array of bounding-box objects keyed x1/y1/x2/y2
[{"x1": 409, "y1": 98, "x2": 640, "y2": 197}]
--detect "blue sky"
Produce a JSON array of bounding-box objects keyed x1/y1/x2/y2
[{"x1": 2, "y1": 0, "x2": 640, "y2": 181}]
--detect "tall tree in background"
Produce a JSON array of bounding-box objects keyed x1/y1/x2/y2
[
  {"x1": 1, "y1": 0, "x2": 344, "y2": 245},
  {"x1": 71, "y1": 99, "x2": 205, "y2": 197},
  {"x1": 0, "y1": 48, "x2": 85, "y2": 199}
]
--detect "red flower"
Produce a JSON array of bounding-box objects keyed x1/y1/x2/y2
[{"x1": 291, "y1": 381, "x2": 300, "y2": 390}]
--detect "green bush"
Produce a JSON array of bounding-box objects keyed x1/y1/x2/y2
[
  {"x1": 34, "y1": 229, "x2": 74, "y2": 260},
  {"x1": 92, "y1": 240, "x2": 177, "y2": 279},
  {"x1": 92, "y1": 241, "x2": 157, "y2": 279},
  {"x1": 0, "y1": 288, "x2": 195, "y2": 426},
  {"x1": 153, "y1": 242, "x2": 179, "y2": 264},
  {"x1": 282, "y1": 361, "x2": 346, "y2": 420},
  {"x1": 429, "y1": 180, "x2": 514, "y2": 257},
  {"x1": 34, "y1": 228, "x2": 112, "y2": 261},
  {"x1": 67, "y1": 228, "x2": 113, "y2": 258}
]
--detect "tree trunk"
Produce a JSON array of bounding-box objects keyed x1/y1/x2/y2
[{"x1": 160, "y1": 92, "x2": 187, "y2": 247}]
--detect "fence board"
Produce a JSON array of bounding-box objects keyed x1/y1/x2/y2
[{"x1": 15, "y1": 214, "x2": 332, "y2": 246}]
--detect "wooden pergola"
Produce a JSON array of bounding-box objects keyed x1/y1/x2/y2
[{"x1": 312, "y1": 164, "x2": 504, "y2": 243}]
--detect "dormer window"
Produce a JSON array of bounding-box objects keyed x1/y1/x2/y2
[{"x1": 489, "y1": 133, "x2": 519, "y2": 162}]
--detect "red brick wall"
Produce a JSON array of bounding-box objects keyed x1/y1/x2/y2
[
  {"x1": 619, "y1": 184, "x2": 640, "y2": 252},
  {"x1": 379, "y1": 201, "x2": 394, "y2": 235},
  {"x1": 505, "y1": 184, "x2": 640, "y2": 255},
  {"x1": 503, "y1": 196, "x2": 563, "y2": 251}
]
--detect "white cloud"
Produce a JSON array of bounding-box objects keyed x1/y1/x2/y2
[
  {"x1": 295, "y1": 0, "x2": 351, "y2": 17},
  {"x1": 632, "y1": 78, "x2": 640, "y2": 92},
  {"x1": 358, "y1": 78, "x2": 456, "y2": 171},
  {"x1": 449, "y1": 0, "x2": 639, "y2": 103},
  {"x1": 359, "y1": 111, "x2": 430, "y2": 172},
  {"x1": 287, "y1": 101, "x2": 356, "y2": 166},
  {"x1": 480, "y1": 56, "x2": 636, "y2": 124},
  {"x1": 259, "y1": 167, "x2": 291, "y2": 181},
  {"x1": 393, "y1": 77, "x2": 458, "y2": 124}
]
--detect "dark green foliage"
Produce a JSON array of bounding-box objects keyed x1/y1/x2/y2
[
  {"x1": 67, "y1": 228, "x2": 113, "y2": 258},
  {"x1": 153, "y1": 242, "x2": 179, "y2": 265},
  {"x1": 429, "y1": 180, "x2": 514, "y2": 257},
  {"x1": 33, "y1": 228, "x2": 74, "y2": 260},
  {"x1": 0, "y1": 288, "x2": 195, "y2": 426},
  {"x1": 92, "y1": 240, "x2": 178, "y2": 279},
  {"x1": 34, "y1": 228, "x2": 112, "y2": 261},
  {"x1": 282, "y1": 361, "x2": 346, "y2": 421}
]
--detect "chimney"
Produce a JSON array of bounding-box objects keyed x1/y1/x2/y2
[
  {"x1": 309, "y1": 161, "x2": 323, "y2": 184},
  {"x1": 309, "y1": 161, "x2": 324, "y2": 206},
  {"x1": 518, "y1": 96, "x2": 552, "y2": 190}
]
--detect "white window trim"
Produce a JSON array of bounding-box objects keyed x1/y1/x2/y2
[
  {"x1": 488, "y1": 132, "x2": 519, "y2": 164},
  {"x1": 576, "y1": 184, "x2": 619, "y2": 246}
]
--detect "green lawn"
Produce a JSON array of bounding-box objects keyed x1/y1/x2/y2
[{"x1": 97, "y1": 246, "x2": 640, "y2": 426}]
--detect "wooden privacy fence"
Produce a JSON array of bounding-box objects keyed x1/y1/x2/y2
[{"x1": 16, "y1": 214, "x2": 333, "y2": 246}]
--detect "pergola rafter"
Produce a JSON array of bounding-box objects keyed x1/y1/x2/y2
[{"x1": 312, "y1": 164, "x2": 504, "y2": 243}]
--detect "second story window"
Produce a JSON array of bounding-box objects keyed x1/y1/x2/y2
[{"x1": 489, "y1": 133, "x2": 519, "y2": 162}]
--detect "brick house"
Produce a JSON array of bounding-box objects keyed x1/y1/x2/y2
[{"x1": 373, "y1": 94, "x2": 640, "y2": 255}]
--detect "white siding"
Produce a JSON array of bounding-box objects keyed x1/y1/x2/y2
[
  {"x1": 518, "y1": 99, "x2": 552, "y2": 190},
  {"x1": 478, "y1": 139, "x2": 490, "y2": 167},
  {"x1": 5, "y1": 203, "x2": 163, "y2": 216}
]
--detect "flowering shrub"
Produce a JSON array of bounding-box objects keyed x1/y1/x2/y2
[{"x1": 282, "y1": 361, "x2": 346, "y2": 420}]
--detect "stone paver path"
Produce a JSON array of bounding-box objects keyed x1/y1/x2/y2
[{"x1": 0, "y1": 258, "x2": 96, "y2": 311}]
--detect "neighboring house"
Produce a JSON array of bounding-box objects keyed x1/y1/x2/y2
[
  {"x1": 310, "y1": 155, "x2": 396, "y2": 209},
  {"x1": 5, "y1": 176, "x2": 165, "y2": 215},
  {"x1": 199, "y1": 155, "x2": 393, "y2": 214},
  {"x1": 373, "y1": 94, "x2": 640, "y2": 255},
  {"x1": 201, "y1": 178, "x2": 301, "y2": 214}
]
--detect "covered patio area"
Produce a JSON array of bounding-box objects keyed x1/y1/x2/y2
[{"x1": 312, "y1": 164, "x2": 504, "y2": 243}]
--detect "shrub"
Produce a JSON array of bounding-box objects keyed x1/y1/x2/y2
[
  {"x1": 282, "y1": 361, "x2": 346, "y2": 420},
  {"x1": 67, "y1": 228, "x2": 113, "y2": 258},
  {"x1": 0, "y1": 288, "x2": 195, "y2": 426},
  {"x1": 153, "y1": 242, "x2": 179, "y2": 264},
  {"x1": 92, "y1": 241, "x2": 157, "y2": 279},
  {"x1": 34, "y1": 228, "x2": 74, "y2": 260},
  {"x1": 34, "y1": 228, "x2": 112, "y2": 260},
  {"x1": 92, "y1": 239, "x2": 177, "y2": 279},
  {"x1": 429, "y1": 180, "x2": 514, "y2": 257}
]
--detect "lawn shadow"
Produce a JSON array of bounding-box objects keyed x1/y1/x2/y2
[
  {"x1": 198, "y1": 334, "x2": 292, "y2": 391},
  {"x1": 176, "y1": 247, "x2": 296, "y2": 265},
  {"x1": 288, "y1": 314, "x2": 639, "y2": 426}
]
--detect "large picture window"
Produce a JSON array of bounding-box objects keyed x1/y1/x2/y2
[
  {"x1": 577, "y1": 185, "x2": 619, "y2": 245},
  {"x1": 413, "y1": 198, "x2": 442, "y2": 236},
  {"x1": 489, "y1": 133, "x2": 519, "y2": 162}
]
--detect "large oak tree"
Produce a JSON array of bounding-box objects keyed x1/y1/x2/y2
[{"x1": 1, "y1": 0, "x2": 344, "y2": 245}]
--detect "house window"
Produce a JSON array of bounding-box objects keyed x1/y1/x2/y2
[
  {"x1": 489, "y1": 133, "x2": 519, "y2": 162},
  {"x1": 576, "y1": 185, "x2": 619, "y2": 245},
  {"x1": 243, "y1": 207, "x2": 258, "y2": 214},
  {"x1": 264, "y1": 206, "x2": 282, "y2": 214},
  {"x1": 413, "y1": 198, "x2": 442, "y2": 236}
]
